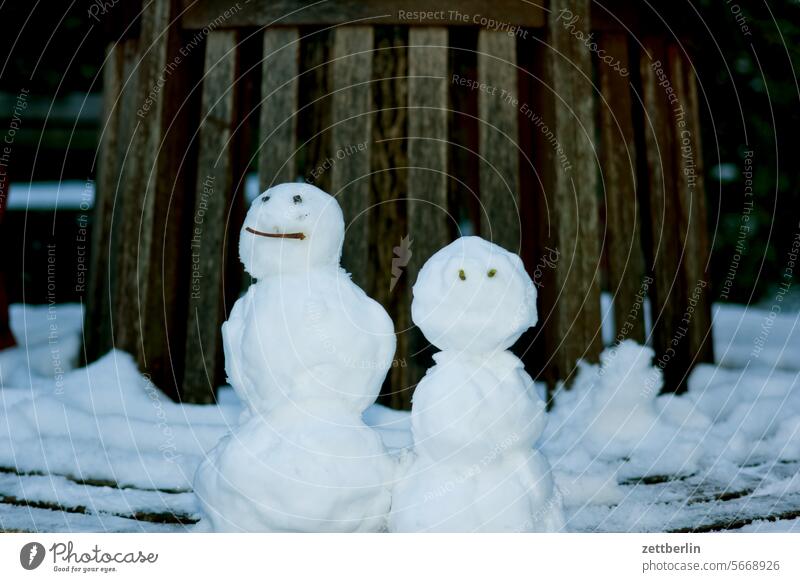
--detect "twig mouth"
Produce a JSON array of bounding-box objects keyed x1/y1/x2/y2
[{"x1": 245, "y1": 227, "x2": 306, "y2": 240}]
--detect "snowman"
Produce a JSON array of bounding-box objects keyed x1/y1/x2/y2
[
  {"x1": 388, "y1": 236, "x2": 565, "y2": 532},
  {"x1": 194, "y1": 183, "x2": 396, "y2": 532}
]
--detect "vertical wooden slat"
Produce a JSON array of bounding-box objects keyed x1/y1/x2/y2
[
  {"x1": 596, "y1": 32, "x2": 646, "y2": 344},
  {"x1": 370, "y1": 27, "x2": 410, "y2": 409},
  {"x1": 668, "y1": 43, "x2": 714, "y2": 367},
  {"x1": 639, "y1": 36, "x2": 690, "y2": 391},
  {"x1": 540, "y1": 0, "x2": 603, "y2": 386},
  {"x1": 85, "y1": 42, "x2": 124, "y2": 362},
  {"x1": 408, "y1": 27, "x2": 448, "y2": 276},
  {"x1": 330, "y1": 26, "x2": 374, "y2": 290},
  {"x1": 182, "y1": 31, "x2": 239, "y2": 404},
  {"x1": 114, "y1": 0, "x2": 195, "y2": 399},
  {"x1": 259, "y1": 27, "x2": 299, "y2": 189},
  {"x1": 477, "y1": 30, "x2": 520, "y2": 252},
  {"x1": 402, "y1": 26, "x2": 449, "y2": 409}
]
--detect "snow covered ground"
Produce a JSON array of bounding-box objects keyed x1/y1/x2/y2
[{"x1": 0, "y1": 301, "x2": 799, "y2": 532}]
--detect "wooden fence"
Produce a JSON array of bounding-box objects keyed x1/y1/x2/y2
[{"x1": 85, "y1": 0, "x2": 714, "y2": 407}]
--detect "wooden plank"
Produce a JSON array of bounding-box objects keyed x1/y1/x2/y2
[
  {"x1": 114, "y1": 0, "x2": 196, "y2": 399},
  {"x1": 297, "y1": 29, "x2": 333, "y2": 191},
  {"x1": 596, "y1": 32, "x2": 646, "y2": 344},
  {"x1": 330, "y1": 26, "x2": 374, "y2": 290},
  {"x1": 477, "y1": 30, "x2": 520, "y2": 252},
  {"x1": 540, "y1": 0, "x2": 603, "y2": 386},
  {"x1": 259, "y1": 27, "x2": 299, "y2": 189},
  {"x1": 85, "y1": 42, "x2": 123, "y2": 362},
  {"x1": 182, "y1": 31, "x2": 239, "y2": 404},
  {"x1": 402, "y1": 27, "x2": 449, "y2": 409},
  {"x1": 668, "y1": 43, "x2": 714, "y2": 367},
  {"x1": 182, "y1": 0, "x2": 545, "y2": 29},
  {"x1": 369, "y1": 27, "x2": 411, "y2": 409},
  {"x1": 638, "y1": 37, "x2": 691, "y2": 391}
]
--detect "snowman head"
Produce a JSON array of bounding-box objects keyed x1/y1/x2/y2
[
  {"x1": 411, "y1": 236, "x2": 537, "y2": 354},
  {"x1": 239, "y1": 183, "x2": 344, "y2": 278}
]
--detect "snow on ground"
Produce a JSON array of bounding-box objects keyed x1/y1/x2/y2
[{"x1": 0, "y1": 300, "x2": 799, "y2": 532}]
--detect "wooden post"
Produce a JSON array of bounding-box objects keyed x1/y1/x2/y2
[
  {"x1": 181, "y1": 31, "x2": 239, "y2": 404},
  {"x1": 370, "y1": 27, "x2": 411, "y2": 408},
  {"x1": 638, "y1": 38, "x2": 713, "y2": 391},
  {"x1": 537, "y1": 0, "x2": 603, "y2": 387},
  {"x1": 401, "y1": 27, "x2": 450, "y2": 408},
  {"x1": 596, "y1": 32, "x2": 646, "y2": 344},
  {"x1": 330, "y1": 26, "x2": 374, "y2": 290},
  {"x1": 477, "y1": 30, "x2": 521, "y2": 252},
  {"x1": 112, "y1": 0, "x2": 197, "y2": 399},
  {"x1": 259, "y1": 28, "x2": 299, "y2": 190}
]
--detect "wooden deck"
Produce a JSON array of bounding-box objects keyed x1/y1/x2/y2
[{"x1": 2, "y1": 460, "x2": 798, "y2": 533}]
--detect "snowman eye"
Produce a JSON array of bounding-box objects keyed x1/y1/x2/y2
[
  {"x1": 293, "y1": 195, "x2": 303, "y2": 204},
  {"x1": 487, "y1": 269, "x2": 497, "y2": 278},
  {"x1": 458, "y1": 269, "x2": 466, "y2": 281},
  {"x1": 261, "y1": 195, "x2": 270, "y2": 203}
]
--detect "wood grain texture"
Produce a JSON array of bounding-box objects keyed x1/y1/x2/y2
[
  {"x1": 114, "y1": 0, "x2": 196, "y2": 399},
  {"x1": 541, "y1": 0, "x2": 603, "y2": 386},
  {"x1": 330, "y1": 26, "x2": 374, "y2": 290},
  {"x1": 668, "y1": 43, "x2": 714, "y2": 368},
  {"x1": 596, "y1": 32, "x2": 646, "y2": 344},
  {"x1": 477, "y1": 30, "x2": 520, "y2": 252},
  {"x1": 408, "y1": 27, "x2": 449, "y2": 280},
  {"x1": 259, "y1": 27, "x2": 299, "y2": 190},
  {"x1": 369, "y1": 27, "x2": 411, "y2": 409},
  {"x1": 182, "y1": 31, "x2": 239, "y2": 404},
  {"x1": 638, "y1": 37, "x2": 690, "y2": 391},
  {"x1": 114, "y1": 0, "x2": 174, "y2": 367},
  {"x1": 181, "y1": 0, "x2": 544, "y2": 29},
  {"x1": 85, "y1": 42, "x2": 124, "y2": 362}
]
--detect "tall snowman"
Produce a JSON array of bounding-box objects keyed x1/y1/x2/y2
[
  {"x1": 194, "y1": 183, "x2": 396, "y2": 532},
  {"x1": 389, "y1": 236, "x2": 564, "y2": 532}
]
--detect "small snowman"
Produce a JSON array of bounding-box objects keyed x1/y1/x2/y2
[
  {"x1": 194, "y1": 183, "x2": 396, "y2": 532},
  {"x1": 388, "y1": 236, "x2": 565, "y2": 532}
]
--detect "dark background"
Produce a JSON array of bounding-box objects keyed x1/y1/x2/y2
[{"x1": 0, "y1": 0, "x2": 798, "y2": 307}]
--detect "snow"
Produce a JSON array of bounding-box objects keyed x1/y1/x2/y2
[
  {"x1": 389, "y1": 238, "x2": 564, "y2": 532},
  {"x1": 1, "y1": 288, "x2": 799, "y2": 531},
  {"x1": 6, "y1": 175, "x2": 262, "y2": 212},
  {"x1": 194, "y1": 184, "x2": 396, "y2": 532}
]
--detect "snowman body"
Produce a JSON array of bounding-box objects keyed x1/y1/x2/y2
[
  {"x1": 388, "y1": 237, "x2": 564, "y2": 532},
  {"x1": 194, "y1": 184, "x2": 395, "y2": 532}
]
